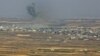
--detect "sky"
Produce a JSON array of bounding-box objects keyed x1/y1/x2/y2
[
  {"x1": 0, "y1": 0, "x2": 33, "y2": 18},
  {"x1": 0, "y1": 0, "x2": 100, "y2": 19}
]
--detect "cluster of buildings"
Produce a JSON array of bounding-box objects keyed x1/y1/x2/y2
[
  {"x1": 0, "y1": 22, "x2": 100, "y2": 41},
  {"x1": 39, "y1": 26, "x2": 100, "y2": 41}
]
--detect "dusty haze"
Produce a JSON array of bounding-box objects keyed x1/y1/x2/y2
[{"x1": 0, "y1": 0, "x2": 100, "y2": 19}]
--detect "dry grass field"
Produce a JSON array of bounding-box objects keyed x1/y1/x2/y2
[{"x1": 0, "y1": 31, "x2": 100, "y2": 56}]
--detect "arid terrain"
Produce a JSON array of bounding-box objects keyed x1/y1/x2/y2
[
  {"x1": 0, "y1": 19, "x2": 100, "y2": 56},
  {"x1": 0, "y1": 31, "x2": 100, "y2": 56}
]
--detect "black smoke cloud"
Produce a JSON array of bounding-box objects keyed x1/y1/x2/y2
[{"x1": 0, "y1": 0, "x2": 100, "y2": 19}]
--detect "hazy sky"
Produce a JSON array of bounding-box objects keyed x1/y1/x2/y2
[
  {"x1": 0, "y1": 0, "x2": 33, "y2": 18},
  {"x1": 36, "y1": 0, "x2": 100, "y2": 19},
  {"x1": 0, "y1": 0, "x2": 100, "y2": 19}
]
